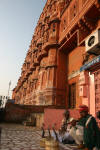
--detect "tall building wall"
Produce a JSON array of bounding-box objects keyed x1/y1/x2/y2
[{"x1": 12, "y1": 0, "x2": 100, "y2": 117}]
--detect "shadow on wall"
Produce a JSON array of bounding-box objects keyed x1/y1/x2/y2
[
  {"x1": 4, "y1": 102, "x2": 45, "y2": 124},
  {"x1": 4, "y1": 102, "x2": 70, "y2": 129}
]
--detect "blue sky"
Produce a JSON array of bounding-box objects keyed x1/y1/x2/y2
[{"x1": 0, "y1": 0, "x2": 46, "y2": 97}]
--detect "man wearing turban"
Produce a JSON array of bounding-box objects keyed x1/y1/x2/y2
[{"x1": 77, "y1": 105, "x2": 100, "y2": 150}]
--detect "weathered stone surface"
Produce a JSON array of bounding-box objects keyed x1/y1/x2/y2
[{"x1": 0, "y1": 124, "x2": 78, "y2": 150}]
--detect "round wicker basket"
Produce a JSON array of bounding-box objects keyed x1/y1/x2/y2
[
  {"x1": 40, "y1": 138, "x2": 46, "y2": 148},
  {"x1": 45, "y1": 139, "x2": 59, "y2": 150}
]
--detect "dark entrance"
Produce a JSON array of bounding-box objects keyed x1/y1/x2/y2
[{"x1": 68, "y1": 83, "x2": 76, "y2": 108}]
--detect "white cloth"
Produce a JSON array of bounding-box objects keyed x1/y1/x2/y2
[
  {"x1": 69, "y1": 116, "x2": 93, "y2": 145},
  {"x1": 63, "y1": 132, "x2": 74, "y2": 141},
  {"x1": 69, "y1": 126, "x2": 83, "y2": 145},
  {"x1": 75, "y1": 125, "x2": 84, "y2": 140},
  {"x1": 51, "y1": 130, "x2": 62, "y2": 142},
  {"x1": 51, "y1": 130, "x2": 74, "y2": 143}
]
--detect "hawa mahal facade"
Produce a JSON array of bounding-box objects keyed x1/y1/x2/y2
[{"x1": 12, "y1": 0, "x2": 100, "y2": 121}]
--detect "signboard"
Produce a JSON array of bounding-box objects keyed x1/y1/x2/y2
[{"x1": 80, "y1": 55, "x2": 100, "y2": 72}]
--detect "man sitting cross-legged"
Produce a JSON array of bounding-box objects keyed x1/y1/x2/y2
[
  {"x1": 51, "y1": 110, "x2": 75, "y2": 144},
  {"x1": 69, "y1": 105, "x2": 100, "y2": 150}
]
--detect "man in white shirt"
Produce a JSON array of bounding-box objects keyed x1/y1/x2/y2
[{"x1": 51, "y1": 110, "x2": 75, "y2": 144}]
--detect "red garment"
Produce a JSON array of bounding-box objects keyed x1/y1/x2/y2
[{"x1": 78, "y1": 105, "x2": 89, "y2": 113}]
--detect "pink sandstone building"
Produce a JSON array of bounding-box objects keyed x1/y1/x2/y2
[{"x1": 12, "y1": 0, "x2": 100, "y2": 126}]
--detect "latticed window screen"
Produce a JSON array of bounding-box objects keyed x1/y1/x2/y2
[
  {"x1": 68, "y1": 83, "x2": 76, "y2": 108},
  {"x1": 70, "y1": 1, "x2": 78, "y2": 20}
]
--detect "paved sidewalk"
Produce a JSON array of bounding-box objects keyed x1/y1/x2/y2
[{"x1": 0, "y1": 123, "x2": 78, "y2": 150}]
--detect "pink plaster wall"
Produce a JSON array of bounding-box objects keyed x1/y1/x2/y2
[
  {"x1": 89, "y1": 73, "x2": 95, "y2": 117},
  {"x1": 44, "y1": 108, "x2": 80, "y2": 129}
]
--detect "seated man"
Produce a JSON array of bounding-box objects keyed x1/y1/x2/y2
[
  {"x1": 61, "y1": 118, "x2": 75, "y2": 144},
  {"x1": 60, "y1": 110, "x2": 74, "y2": 131},
  {"x1": 69, "y1": 105, "x2": 100, "y2": 150},
  {"x1": 69, "y1": 119, "x2": 83, "y2": 146},
  {"x1": 51, "y1": 110, "x2": 75, "y2": 144}
]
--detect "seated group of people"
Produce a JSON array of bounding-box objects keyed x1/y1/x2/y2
[{"x1": 51, "y1": 105, "x2": 100, "y2": 150}]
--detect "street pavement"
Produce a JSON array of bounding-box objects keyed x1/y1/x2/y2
[{"x1": 0, "y1": 123, "x2": 78, "y2": 150}]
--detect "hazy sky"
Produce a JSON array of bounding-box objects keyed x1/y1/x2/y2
[{"x1": 0, "y1": 0, "x2": 46, "y2": 97}]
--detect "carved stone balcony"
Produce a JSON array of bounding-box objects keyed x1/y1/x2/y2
[
  {"x1": 30, "y1": 63, "x2": 35, "y2": 71},
  {"x1": 33, "y1": 75, "x2": 38, "y2": 81},
  {"x1": 46, "y1": 61, "x2": 57, "y2": 68},
  {"x1": 24, "y1": 73, "x2": 28, "y2": 80},
  {"x1": 37, "y1": 50, "x2": 48, "y2": 62},
  {"x1": 34, "y1": 58, "x2": 39, "y2": 66},
  {"x1": 32, "y1": 47, "x2": 38, "y2": 53},
  {"x1": 23, "y1": 84, "x2": 27, "y2": 89},
  {"x1": 25, "y1": 69, "x2": 32, "y2": 78},
  {"x1": 23, "y1": 77, "x2": 27, "y2": 82},
  {"x1": 59, "y1": 0, "x2": 99, "y2": 43},
  {"x1": 37, "y1": 38, "x2": 42, "y2": 47},
  {"x1": 43, "y1": 41, "x2": 59, "y2": 51}
]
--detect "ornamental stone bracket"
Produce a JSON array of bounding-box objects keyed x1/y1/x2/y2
[
  {"x1": 78, "y1": 16, "x2": 96, "y2": 32},
  {"x1": 37, "y1": 50, "x2": 48, "y2": 62},
  {"x1": 81, "y1": 16, "x2": 96, "y2": 30},
  {"x1": 43, "y1": 42, "x2": 59, "y2": 51}
]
